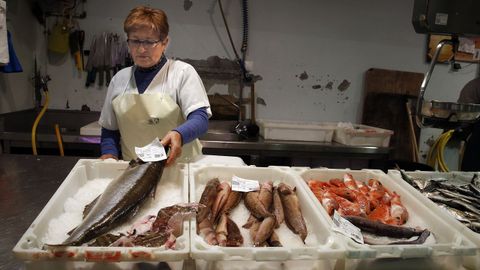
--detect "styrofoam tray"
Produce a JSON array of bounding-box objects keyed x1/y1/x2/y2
[
  {"x1": 257, "y1": 119, "x2": 336, "y2": 142},
  {"x1": 295, "y1": 168, "x2": 477, "y2": 261},
  {"x1": 333, "y1": 124, "x2": 393, "y2": 147},
  {"x1": 13, "y1": 159, "x2": 190, "y2": 264},
  {"x1": 80, "y1": 121, "x2": 101, "y2": 136},
  {"x1": 189, "y1": 164, "x2": 345, "y2": 267},
  {"x1": 387, "y1": 170, "x2": 480, "y2": 270}
]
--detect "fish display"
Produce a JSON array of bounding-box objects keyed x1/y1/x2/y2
[
  {"x1": 308, "y1": 173, "x2": 430, "y2": 245},
  {"x1": 90, "y1": 203, "x2": 200, "y2": 248},
  {"x1": 52, "y1": 159, "x2": 166, "y2": 246},
  {"x1": 344, "y1": 216, "x2": 430, "y2": 245},
  {"x1": 197, "y1": 179, "x2": 243, "y2": 246},
  {"x1": 399, "y1": 171, "x2": 480, "y2": 233},
  {"x1": 196, "y1": 179, "x2": 309, "y2": 247},
  {"x1": 277, "y1": 183, "x2": 308, "y2": 243},
  {"x1": 308, "y1": 174, "x2": 409, "y2": 226}
]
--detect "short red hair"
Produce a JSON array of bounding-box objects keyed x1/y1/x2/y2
[{"x1": 124, "y1": 6, "x2": 169, "y2": 41}]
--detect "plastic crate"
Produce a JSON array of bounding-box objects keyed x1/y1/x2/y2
[
  {"x1": 295, "y1": 168, "x2": 477, "y2": 268},
  {"x1": 189, "y1": 164, "x2": 345, "y2": 270},
  {"x1": 333, "y1": 123, "x2": 393, "y2": 147},
  {"x1": 80, "y1": 121, "x2": 101, "y2": 136},
  {"x1": 257, "y1": 119, "x2": 336, "y2": 142},
  {"x1": 13, "y1": 159, "x2": 190, "y2": 269},
  {"x1": 387, "y1": 170, "x2": 480, "y2": 270}
]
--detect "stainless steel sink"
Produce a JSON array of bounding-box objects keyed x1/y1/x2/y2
[{"x1": 200, "y1": 132, "x2": 244, "y2": 141}]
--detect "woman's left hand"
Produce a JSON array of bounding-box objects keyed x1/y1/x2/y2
[{"x1": 160, "y1": 130, "x2": 183, "y2": 166}]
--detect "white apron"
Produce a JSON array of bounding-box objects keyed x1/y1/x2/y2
[{"x1": 111, "y1": 60, "x2": 202, "y2": 161}]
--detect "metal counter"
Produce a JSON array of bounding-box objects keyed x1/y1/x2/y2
[
  {"x1": 0, "y1": 109, "x2": 390, "y2": 167},
  {"x1": 0, "y1": 154, "x2": 81, "y2": 270}
]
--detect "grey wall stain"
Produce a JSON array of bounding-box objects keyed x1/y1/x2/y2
[
  {"x1": 256, "y1": 97, "x2": 266, "y2": 106},
  {"x1": 337, "y1": 79, "x2": 351, "y2": 92},
  {"x1": 184, "y1": 0, "x2": 193, "y2": 11},
  {"x1": 312, "y1": 84, "x2": 321, "y2": 89},
  {"x1": 298, "y1": 71, "x2": 308, "y2": 80},
  {"x1": 325, "y1": 81, "x2": 333, "y2": 90}
]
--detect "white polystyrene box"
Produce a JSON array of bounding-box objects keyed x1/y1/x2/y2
[
  {"x1": 295, "y1": 168, "x2": 477, "y2": 266},
  {"x1": 13, "y1": 159, "x2": 190, "y2": 268},
  {"x1": 257, "y1": 119, "x2": 336, "y2": 142},
  {"x1": 188, "y1": 164, "x2": 346, "y2": 270},
  {"x1": 333, "y1": 124, "x2": 393, "y2": 147},
  {"x1": 387, "y1": 170, "x2": 480, "y2": 270},
  {"x1": 80, "y1": 121, "x2": 102, "y2": 136}
]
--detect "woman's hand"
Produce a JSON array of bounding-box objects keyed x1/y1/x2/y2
[
  {"x1": 100, "y1": 154, "x2": 118, "y2": 160},
  {"x1": 160, "y1": 130, "x2": 183, "y2": 166}
]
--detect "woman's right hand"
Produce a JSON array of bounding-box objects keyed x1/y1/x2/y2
[{"x1": 100, "y1": 154, "x2": 118, "y2": 160}]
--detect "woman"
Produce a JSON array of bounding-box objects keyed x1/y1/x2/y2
[
  {"x1": 98, "y1": 6, "x2": 211, "y2": 165},
  {"x1": 458, "y1": 77, "x2": 480, "y2": 171}
]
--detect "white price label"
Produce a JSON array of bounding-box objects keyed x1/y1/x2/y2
[
  {"x1": 231, "y1": 175, "x2": 260, "y2": 192},
  {"x1": 135, "y1": 138, "x2": 167, "y2": 162},
  {"x1": 332, "y1": 211, "x2": 364, "y2": 244}
]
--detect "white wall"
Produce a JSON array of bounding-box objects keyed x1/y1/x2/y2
[
  {"x1": 0, "y1": 0, "x2": 38, "y2": 114},
  {"x1": 1, "y1": 0, "x2": 479, "y2": 166},
  {"x1": 6, "y1": 0, "x2": 479, "y2": 116}
]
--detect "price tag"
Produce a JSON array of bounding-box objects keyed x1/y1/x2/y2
[
  {"x1": 135, "y1": 138, "x2": 167, "y2": 162},
  {"x1": 332, "y1": 211, "x2": 364, "y2": 244},
  {"x1": 231, "y1": 175, "x2": 260, "y2": 192}
]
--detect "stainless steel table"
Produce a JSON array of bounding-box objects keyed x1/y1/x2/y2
[{"x1": 0, "y1": 154, "x2": 81, "y2": 270}]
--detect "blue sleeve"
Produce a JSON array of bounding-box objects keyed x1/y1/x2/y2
[
  {"x1": 101, "y1": 127, "x2": 121, "y2": 157},
  {"x1": 173, "y1": 107, "x2": 209, "y2": 144}
]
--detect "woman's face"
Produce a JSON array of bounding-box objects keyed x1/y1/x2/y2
[{"x1": 127, "y1": 27, "x2": 168, "y2": 68}]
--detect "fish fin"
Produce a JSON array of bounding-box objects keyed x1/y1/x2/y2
[
  {"x1": 66, "y1": 226, "x2": 78, "y2": 236},
  {"x1": 83, "y1": 196, "x2": 100, "y2": 219}
]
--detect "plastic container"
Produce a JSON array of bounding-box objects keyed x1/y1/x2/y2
[
  {"x1": 333, "y1": 124, "x2": 393, "y2": 147},
  {"x1": 257, "y1": 119, "x2": 336, "y2": 142},
  {"x1": 13, "y1": 159, "x2": 190, "y2": 269},
  {"x1": 295, "y1": 168, "x2": 477, "y2": 269},
  {"x1": 80, "y1": 121, "x2": 101, "y2": 136},
  {"x1": 387, "y1": 170, "x2": 480, "y2": 270},
  {"x1": 189, "y1": 164, "x2": 345, "y2": 270}
]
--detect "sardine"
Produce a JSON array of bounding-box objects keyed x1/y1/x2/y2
[
  {"x1": 427, "y1": 193, "x2": 480, "y2": 214},
  {"x1": 54, "y1": 159, "x2": 166, "y2": 246},
  {"x1": 437, "y1": 204, "x2": 472, "y2": 223},
  {"x1": 436, "y1": 188, "x2": 480, "y2": 209},
  {"x1": 278, "y1": 183, "x2": 308, "y2": 242},
  {"x1": 397, "y1": 169, "x2": 420, "y2": 190}
]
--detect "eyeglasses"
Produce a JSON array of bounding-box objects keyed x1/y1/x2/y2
[{"x1": 127, "y1": 39, "x2": 162, "y2": 49}]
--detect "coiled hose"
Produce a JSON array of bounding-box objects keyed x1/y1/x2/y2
[
  {"x1": 426, "y1": 129, "x2": 454, "y2": 172},
  {"x1": 31, "y1": 90, "x2": 49, "y2": 155}
]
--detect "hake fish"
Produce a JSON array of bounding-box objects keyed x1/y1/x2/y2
[{"x1": 54, "y1": 159, "x2": 166, "y2": 246}]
